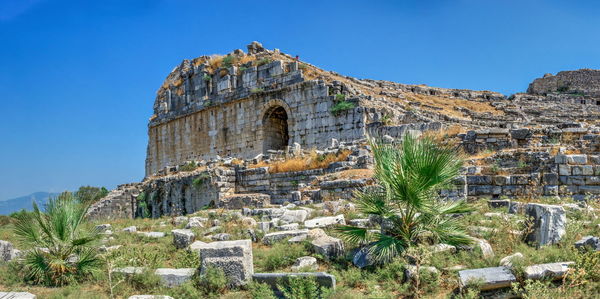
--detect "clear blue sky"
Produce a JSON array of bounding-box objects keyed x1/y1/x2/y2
[{"x1": 1, "y1": 0, "x2": 599, "y2": 200}]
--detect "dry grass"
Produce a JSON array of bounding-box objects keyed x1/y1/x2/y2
[
  {"x1": 404, "y1": 94, "x2": 504, "y2": 119},
  {"x1": 239, "y1": 55, "x2": 256, "y2": 65},
  {"x1": 207, "y1": 55, "x2": 224, "y2": 72},
  {"x1": 326, "y1": 168, "x2": 374, "y2": 180},
  {"x1": 252, "y1": 150, "x2": 351, "y2": 173}
]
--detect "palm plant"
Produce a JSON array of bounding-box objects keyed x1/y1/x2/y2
[
  {"x1": 338, "y1": 133, "x2": 474, "y2": 264},
  {"x1": 13, "y1": 193, "x2": 102, "y2": 286}
]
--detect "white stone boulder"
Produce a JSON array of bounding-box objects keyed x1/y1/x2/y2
[
  {"x1": 525, "y1": 203, "x2": 566, "y2": 246},
  {"x1": 262, "y1": 230, "x2": 309, "y2": 245},
  {"x1": 311, "y1": 236, "x2": 344, "y2": 260},
  {"x1": 199, "y1": 239, "x2": 253, "y2": 287},
  {"x1": 473, "y1": 238, "x2": 494, "y2": 258},
  {"x1": 458, "y1": 266, "x2": 516, "y2": 291},
  {"x1": 122, "y1": 226, "x2": 137, "y2": 233},
  {"x1": 138, "y1": 232, "x2": 166, "y2": 238},
  {"x1": 499, "y1": 252, "x2": 523, "y2": 268},
  {"x1": 280, "y1": 209, "x2": 308, "y2": 223},
  {"x1": 291, "y1": 256, "x2": 318, "y2": 271},
  {"x1": 172, "y1": 229, "x2": 195, "y2": 249},
  {"x1": 154, "y1": 268, "x2": 196, "y2": 287},
  {"x1": 304, "y1": 215, "x2": 345, "y2": 228},
  {"x1": 0, "y1": 292, "x2": 36, "y2": 299},
  {"x1": 524, "y1": 262, "x2": 574, "y2": 280}
]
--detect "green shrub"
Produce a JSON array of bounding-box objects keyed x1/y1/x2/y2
[
  {"x1": 330, "y1": 101, "x2": 356, "y2": 115},
  {"x1": 256, "y1": 58, "x2": 272, "y2": 66},
  {"x1": 251, "y1": 87, "x2": 264, "y2": 93},
  {"x1": 193, "y1": 172, "x2": 211, "y2": 188},
  {"x1": 248, "y1": 281, "x2": 277, "y2": 299},
  {"x1": 179, "y1": 161, "x2": 198, "y2": 172},
  {"x1": 196, "y1": 266, "x2": 228, "y2": 295},
  {"x1": 222, "y1": 55, "x2": 237, "y2": 68},
  {"x1": 338, "y1": 134, "x2": 472, "y2": 264},
  {"x1": 254, "y1": 242, "x2": 310, "y2": 272},
  {"x1": 277, "y1": 276, "x2": 331, "y2": 299},
  {"x1": 335, "y1": 93, "x2": 346, "y2": 101},
  {"x1": 13, "y1": 195, "x2": 102, "y2": 286},
  {"x1": 74, "y1": 186, "x2": 109, "y2": 204},
  {"x1": 203, "y1": 74, "x2": 211, "y2": 81}
]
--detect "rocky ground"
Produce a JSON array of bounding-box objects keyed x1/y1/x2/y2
[{"x1": 0, "y1": 194, "x2": 598, "y2": 298}]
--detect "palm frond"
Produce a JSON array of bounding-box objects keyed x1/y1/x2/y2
[{"x1": 336, "y1": 225, "x2": 371, "y2": 245}]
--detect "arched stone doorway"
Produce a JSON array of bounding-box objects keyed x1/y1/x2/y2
[{"x1": 262, "y1": 105, "x2": 290, "y2": 153}]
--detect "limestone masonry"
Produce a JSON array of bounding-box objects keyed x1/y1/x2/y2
[{"x1": 88, "y1": 41, "x2": 600, "y2": 220}]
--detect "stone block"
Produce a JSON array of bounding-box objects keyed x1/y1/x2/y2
[
  {"x1": 138, "y1": 232, "x2": 166, "y2": 238},
  {"x1": 122, "y1": 226, "x2": 137, "y2": 233},
  {"x1": 252, "y1": 272, "x2": 336, "y2": 289},
  {"x1": 172, "y1": 229, "x2": 195, "y2": 249},
  {"x1": 280, "y1": 209, "x2": 308, "y2": 223},
  {"x1": 493, "y1": 176, "x2": 509, "y2": 186},
  {"x1": 0, "y1": 240, "x2": 15, "y2": 262},
  {"x1": 291, "y1": 256, "x2": 318, "y2": 271},
  {"x1": 154, "y1": 268, "x2": 196, "y2": 287},
  {"x1": 566, "y1": 155, "x2": 587, "y2": 165},
  {"x1": 217, "y1": 193, "x2": 270, "y2": 209},
  {"x1": 525, "y1": 203, "x2": 566, "y2": 246},
  {"x1": 262, "y1": 230, "x2": 309, "y2": 245},
  {"x1": 304, "y1": 215, "x2": 345, "y2": 229},
  {"x1": 199, "y1": 240, "x2": 253, "y2": 287},
  {"x1": 112, "y1": 267, "x2": 146, "y2": 276},
  {"x1": 574, "y1": 236, "x2": 600, "y2": 251},
  {"x1": 0, "y1": 292, "x2": 36, "y2": 299},
  {"x1": 543, "y1": 173, "x2": 559, "y2": 185},
  {"x1": 404, "y1": 265, "x2": 439, "y2": 281},
  {"x1": 524, "y1": 262, "x2": 573, "y2": 280},
  {"x1": 311, "y1": 236, "x2": 344, "y2": 260},
  {"x1": 582, "y1": 165, "x2": 595, "y2": 175},
  {"x1": 559, "y1": 164, "x2": 571, "y2": 176},
  {"x1": 458, "y1": 266, "x2": 516, "y2": 291}
]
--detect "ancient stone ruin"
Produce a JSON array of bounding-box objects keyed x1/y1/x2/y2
[{"x1": 87, "y1": 41, "x2": 600, "y2": 221}]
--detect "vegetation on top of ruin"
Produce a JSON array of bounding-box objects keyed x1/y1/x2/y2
[{"x1": 251, "y1": 149, "x2": 352, "y2": 174}]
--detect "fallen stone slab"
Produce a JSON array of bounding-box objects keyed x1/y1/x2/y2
[
  {"x1": 199, "y1": 239, "x2": 253, "y2": 287},
  {"x1": 172, "y1": 229, "x2": 195, "y2": 249},
  {"x1": 0, "y1": 292, "x2": 36, "y2": 299},
  {"x1": 211, "y1": 233, "x2": 231, "y2": 241},
  {"x1": 277, "y1": 223, "x2": 300, "y2": 231},
  {"x1": 524, "y1": 262, "x2": 574, "y2": 280},
  {"x1": 311, "y1": 236, "x2": 344, "y2": 260},
  {"x1": 280, "y1": 209, "x2": 309, "y2": 223},
  {"x1": 263, "y1": 230, "x2": 309, "y2": 245},
  {"x1": 474, "y1": 238, "x2": 494, "y2": 258},
  {"x1": 188, "y1": 240, "x2": 208, "y2": 253},
  {"x1": 525, "y1": 203, "x2": 566, "y2": 246},
  {"x1": 122, "y1": 226, "x2": 137, "y2": 233},
  {"x1": 138, "y1": 232, "x2": 166, "y2": 238},
  {"x1": 252, "y1": 272, "x2": 336, "y2": 290},
  {"x1": 458, "y1": 266, "x2": 516, "y2": 291},
  {"x1": 154, "y1": 268, "x2": 196, "y2": 287},
  {"x1": 430, "y1": 243, "x2": 456, "y2": 254},
  {"x1": 304, "y1": 215, "x2": 345, "y2": 228},
  {"x1": 291, "y1": 256, "x2": 318, "y2": 271},
  {"x1": 172, "y1": 216, "x2": 188, "y2": 226},
  {"x1": 574, "y1": 236, "x2": 600, "y2": 251}
]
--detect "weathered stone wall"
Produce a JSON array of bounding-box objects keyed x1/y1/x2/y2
[
  {"x1": 236, "y1": 168, "x2": 324, "y2": 204},
  {"x1": 141, "y1": 168, "x2": 236, "y2": 217},
  {"x1": 146, "y1": 71, "x2": 368, "y2": 176},
  {"x1": 86, "y1": 184, "x2": 141, "y2": 220},
  {"x1": 527, "y1": 69, "x2": 600, "y2": 98}
]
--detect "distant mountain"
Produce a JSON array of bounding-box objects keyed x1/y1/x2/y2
[{"x1": 0, "y1": 192, "x2": 59, "y2": 215}]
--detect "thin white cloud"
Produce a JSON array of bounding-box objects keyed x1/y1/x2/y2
[{"x1": 0, "y1": 0, "x2": 46, "y2": 21}]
